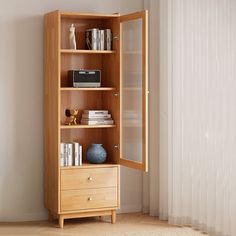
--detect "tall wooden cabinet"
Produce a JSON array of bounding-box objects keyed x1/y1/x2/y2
[{"x1": 44, "y1": 10, "x2": 148, "y2": 228}]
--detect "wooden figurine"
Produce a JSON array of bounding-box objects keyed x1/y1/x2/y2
[{"x1": 65, "y1": 109, "x2": 79, "y2": 125}]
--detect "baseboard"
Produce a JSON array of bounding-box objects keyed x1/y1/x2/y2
[
  {"x1": 0, "y1": 205, "x2": 142, "y2": 222},
  {"x1": 0, "y1": 211, "x2": 47, "y2": 222},
  {"x1": 118, "y1": 204, "x2": 142, "y2": 214}
]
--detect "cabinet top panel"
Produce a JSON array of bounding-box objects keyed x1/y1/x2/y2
[{"x1": 59, "y1": 11, "x2": 120, "y2": 19}]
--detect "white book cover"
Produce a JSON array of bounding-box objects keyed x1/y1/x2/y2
[
  {"x1": 74, "y1": 142, "x2": 80, "y2": 166},
  {"x1": 81, "y1": 119, "x2": 114, "y2": 125},
  {"x1": 67, "y1": 143, "x2": 73, "y2": 166},
  {"x1": 81, "y1": 118, "x2": 113, "y2": 121},
  {"x1": 64, "y1": 144, "x2": 69, "y2": 166},
  {"x1": 60, "y1": 143, "x2": 65, "y2": 166},
  {"x1": 97, "y1": 30, "x2": 101, "y2": 50},
  {"x1": 82, "y1": 113, "x2": 111, "y2": 119},
  {"x1": 83, "y1": 110, "x2": 108, "y2": 115},
  {"x1": 100, "y1": 30, "x2": 105, "y2": 50},
  {"x1": 79, "y1": 145, "x2": 82, "y2": 166}
]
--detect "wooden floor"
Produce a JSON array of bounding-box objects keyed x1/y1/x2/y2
[{"x1": 0, "y1": 213, "x2": 206, "y2": 235}]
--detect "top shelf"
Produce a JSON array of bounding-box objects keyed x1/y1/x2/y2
[
  {"x1": 61, "y1": 49, "x2": 115, "y2": 54},
  {"x1": 60, "y1": 11, "x2": 120, "y2": 19}
]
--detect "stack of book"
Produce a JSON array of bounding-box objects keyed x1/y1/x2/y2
[
  {"x1": 85, "y1": 28, "x2": 112, "y2": 50},
  {"x1": 81, "y1": 110, "x2": 114, "y2": 125},
  {"x1": 60, "y1": 142, "x2": 82, "y2": 167}
]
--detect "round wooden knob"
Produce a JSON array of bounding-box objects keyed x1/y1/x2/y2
[
  {"x1": 88, "y1": 176, "x2": 93, "y2": 181},
  {"x1": 88, "y1": 197, "x2": 92, "y2": 201}
]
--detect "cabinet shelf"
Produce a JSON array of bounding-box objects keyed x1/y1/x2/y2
[
  {"x1": 61, "y1": 49, "x2": 115, "y2": 54},
  {"x1": 60, "y1": 87, "x2": 116, "y2": 91},
  {"x1": 60, "y1": 163, "x2": 118, "y2": 169},
  {"x1": 60, "y1": 124, "x2": 116, "y2": 129}
]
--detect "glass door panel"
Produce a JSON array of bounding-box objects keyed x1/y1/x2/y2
[{"x1": 120, "y1": 11, "x2": 148, "y2": 172}]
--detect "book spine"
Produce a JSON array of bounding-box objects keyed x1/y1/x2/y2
[
  {"x1": 105, "y1": 29, "x2": 112, "y2": 50},
  {"x1": 64, "y1": 144, "x2": 69, "y2": 166},
  {"x1": 60, "y1": 143, "x2": 65, "y2": 167},
  {"x1": 67, "y1": 143, "x2": 73, "y2": 166},
  {"x1": 91, "y1": 28, "x2": 99, "y2": 50},
  {"x1": 83, "y1": 110, "x2": 108, "y2": 115},
  {"x1": 74, "y1": 143, "x2": 79, "y2": 166},
  {"x1": 82, "y1": 114, "x2": 111, "y2": 119},
  {"x1": 100, "y1": 30, "x2": 104, "y2": 50},
  {"x1": 81, "y1": 120, "x2": 114, "y2": 125},
  {"x1": 97, "y1": 30, "x2": 101, "y2": 50},
  {"x1": 79, "y1": 145, "x2": 82, "y2": 166}
]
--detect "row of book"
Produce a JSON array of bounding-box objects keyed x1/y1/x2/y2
[
  {"x1": 85, "y1": 28, "x2": 112, "y2": 50},
  {"x1": 81, "y1": 110, "x2": 114, "y2": 125},
  {"x1": 60, "y1": 142, "x2": 82, "y2": 167}
]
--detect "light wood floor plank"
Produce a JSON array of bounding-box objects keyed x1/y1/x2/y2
[{"x1": 0, "y1": 213, "x2": 207, "y2": 235}]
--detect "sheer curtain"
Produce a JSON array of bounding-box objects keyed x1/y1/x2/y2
[
  {"x1": 168, "y1": 1, "x2": 236, "y2": 235},
  {"x1": 145, "y1": 0, "x2": 236, "y2": 235}
]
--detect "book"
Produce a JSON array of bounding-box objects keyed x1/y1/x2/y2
[
  {"x1": 74, "y1": 142, "x2": 80, "y2": 166},
  {"x1": 100, "y1": 30, "x2": 105, "y2": 50},
  {"x1": 105, "y1": 29, "x2": 112, "y2": 50},
  {"x1": 82, "y1": 113, "x2": 111, "y2": 119},
  {"x1": 79, "y1": 145, "x2": 82, "y2": 166},
  {"x1": 81, "y1": 119, "x2": 114, "y2": 125},
  {"x1": 64, "y1": 144, "x2": 69, "y2": 166},
  {"x1": 67, "y1": 143, "x2": 73, "y2": 166},
  {"x1": 86, "y1": 28, "x2": 99, "y2": 50},
  {"x1": 60, "y1": 143, "x2": 65, "y2": 166},
  {"x1": 83, "y1": 110, "x2": 108, "y2": 115}
]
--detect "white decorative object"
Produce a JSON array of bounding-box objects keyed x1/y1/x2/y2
[{"x1": 69, "y1": 24, "x2": 76, "y2": 50}]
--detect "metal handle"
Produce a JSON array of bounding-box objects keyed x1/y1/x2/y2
[
  {"x1": 88, "y1": 176, "x2": 93, "y2": 181},
  {"x1": 88, "y1": 197, "x2": 92, "y2": 201}
]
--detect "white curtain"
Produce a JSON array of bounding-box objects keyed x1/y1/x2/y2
[{"x1": 145, "y1": 0, "x2": 236, "y2": 235}]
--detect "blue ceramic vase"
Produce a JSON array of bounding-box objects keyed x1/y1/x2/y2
[{"x1": 86, "y1": 144, "x2": 107, "y2": 164}]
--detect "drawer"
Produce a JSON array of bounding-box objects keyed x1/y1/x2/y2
[
  {"x1": 61, "y1": 187, "x2": 117, "y2": 211},
  {"x1": 61, "y1": 167, "x2": 118, "y2": 190}
]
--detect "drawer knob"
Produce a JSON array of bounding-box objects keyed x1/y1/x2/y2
[
  {"x1": 88, "y1": 176, "x2": 93, "y2": 181},
  {"x1": 88, "y1": 197, "x2": 92, "y2": 201}
]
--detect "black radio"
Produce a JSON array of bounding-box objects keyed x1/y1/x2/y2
[{"x1": 68, "y1": 69, "x2": 101, "y2": 88}]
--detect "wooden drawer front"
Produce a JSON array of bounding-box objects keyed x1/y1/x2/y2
[
  {"x1": 61, "y1": 167, "x2": 118, "y2": 190},
  {"x1": 61, "y1": 187, "x2": 117, "y2": 211}
]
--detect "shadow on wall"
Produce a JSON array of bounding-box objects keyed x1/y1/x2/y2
[{"x1": 0, "y1": 15, "x2": 46, "y2": 221}]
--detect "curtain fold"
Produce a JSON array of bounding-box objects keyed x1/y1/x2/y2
[{"x1": 145, "y1": 0, "x2": 236, "y2": 235}]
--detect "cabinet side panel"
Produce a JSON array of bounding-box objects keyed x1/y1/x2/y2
[{"x1": 44, "y1": 11, "x2": 60, "y2": 213}]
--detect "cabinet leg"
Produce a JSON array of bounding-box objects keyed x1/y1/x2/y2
[
  {"x1": 59, "y1": 215, "x2": 64, "y2": 229},
  {"x1": 48, "y1": 211, "x2": 53, "y2": 222},
  {"x1": 111, "y1": 210, "x2": 116, "y2": 224}
]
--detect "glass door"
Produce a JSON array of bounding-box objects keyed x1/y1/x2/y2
[{"x1": 119, "y1": 11, "x2": 148, "y2": 172}]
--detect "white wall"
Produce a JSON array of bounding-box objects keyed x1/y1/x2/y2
[{"x1": 0, "y1": 0, "x2": 144, "y2": 221}]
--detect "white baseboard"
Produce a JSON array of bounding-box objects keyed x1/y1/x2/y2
[
  {"x1": 118, "y1": 204, "x2": 142, "y2": 214},
  {"x1": 0, "y1": 211, "x2": 47, "y2": 222},
  {"x1": 0, "y1": 205, "x2": 142, "y2": 222}
]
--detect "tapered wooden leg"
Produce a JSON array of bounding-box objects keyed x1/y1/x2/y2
[
  {"x1": 99, "y1": 216, "x2": 102, "y2": 221},
  {"x1": 48, "y1": 211, "x2": 53, "y2": 222},
  {"x1": 59, "y1": 215, "x2": 64, "y2": 229},
  {"x1": 111, "y1": 210, "x2": 116, "y2": 224}
]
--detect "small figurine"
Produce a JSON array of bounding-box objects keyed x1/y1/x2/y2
[
  {"x1": 69, "y1": 24, "x2": 77, "y2": 50},
  {"x1": 65, "y1": 109, "x2": 79, "y2": 125}
]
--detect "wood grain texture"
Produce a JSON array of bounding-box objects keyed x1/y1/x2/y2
[
  {"x1": 44, "y1": 10, "x2": 60, "y2": 214},
  {"x1": 0, "y1": 213, "x2": 206, "y2": 234},
  {"x1": 61, "y1": 167, "x2": 118, "y2": 190},
  {"x1": 61, "y1": 187, "x2": 118, "y2": 211}
]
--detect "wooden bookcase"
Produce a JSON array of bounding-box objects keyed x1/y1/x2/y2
[{"x1": 44, "y1": 10, "x2": 148, "y2": 228}]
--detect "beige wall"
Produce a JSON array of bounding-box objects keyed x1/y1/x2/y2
[{"x1": 0, "y1": 0, "x2": 144, "y2": 221}]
